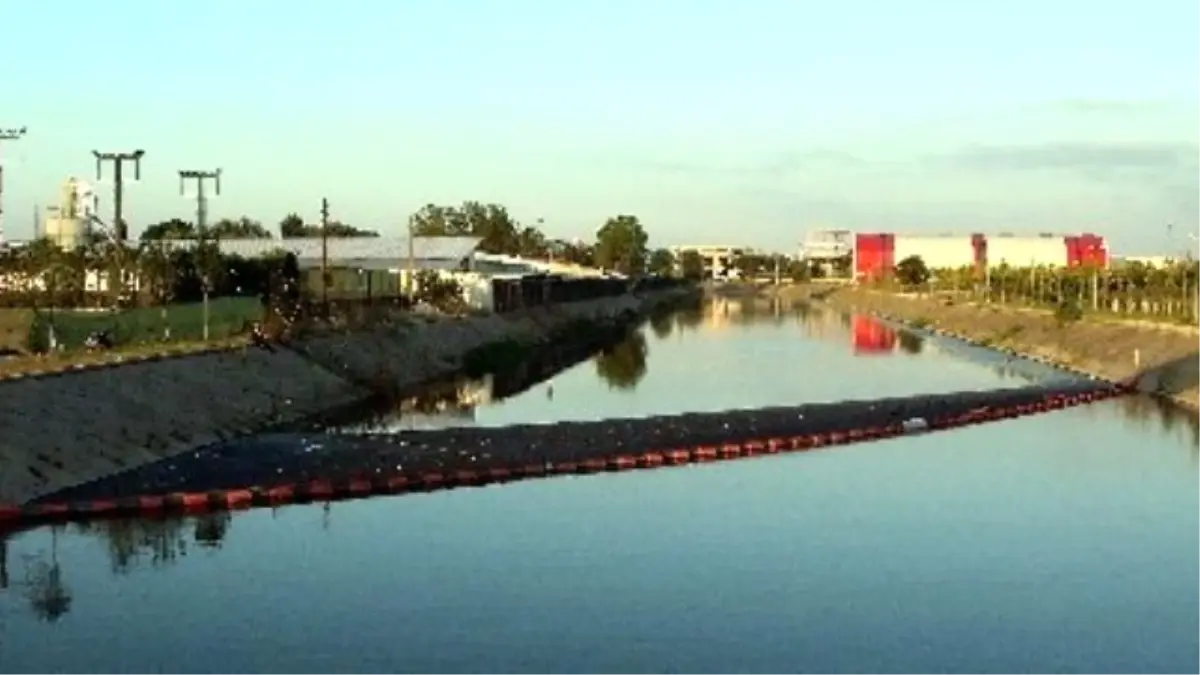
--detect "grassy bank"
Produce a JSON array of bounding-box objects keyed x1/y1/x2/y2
[
  {"x1": 0, "y1": 297, "x2": 262, "y2": 378},
  {"x1": 0, "y1": 336, "x2": 250, "y2": 379},
  {"x1": 779, "y1": 284, "x2": 1199, "y2": 411}
]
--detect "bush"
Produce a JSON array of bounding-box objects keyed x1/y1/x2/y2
[
  {"x1": 414, "y1": 271, "x2": 465, "y2": 312},
  {"x1": 895, "y1": 256, "x2": 931, "y2": 288},
  {"x1": 1054, "y1": 299, "x2": 1084, "y2": 324}
]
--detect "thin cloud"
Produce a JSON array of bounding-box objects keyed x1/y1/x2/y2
[
  {"x1": 585, "y1": 148, "x2": 867, "y2": 178},
  {"x1": 940, "y1": 141, "x2": 1195, "y2": 172},
  {"x1": 1040, "y1": 99, "x2": 1184, "y2": 116}
]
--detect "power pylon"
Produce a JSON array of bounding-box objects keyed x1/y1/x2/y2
[{"x1": 92, "y1": 149, "x2": 145, "y2": 242}]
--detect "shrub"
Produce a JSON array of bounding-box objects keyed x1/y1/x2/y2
[{"x1": 1054, "y1": 299, "x2": 1084, "y2": 324}]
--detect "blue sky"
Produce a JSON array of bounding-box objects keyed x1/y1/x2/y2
[{"x1": 2, "y1": 0, "x2": 1197, "y2": 255}]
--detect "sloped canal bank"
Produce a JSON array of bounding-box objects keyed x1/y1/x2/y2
[{"x1": 0, "y1": 289, "x2": 693, "y2": 506}]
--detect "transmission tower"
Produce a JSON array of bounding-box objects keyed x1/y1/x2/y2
[
  {"x1": 0, "y1": 126, "x2": 28, "y2": 246},
  {"x1": 178, "y1": 169, "x2": 221, "y2": 234},
  {"x1": 92, "y1": 149, "x2": 145, "y2": 242},
  {"x1": 179, "y1": 169, "x2": 222, "y2": 340}
]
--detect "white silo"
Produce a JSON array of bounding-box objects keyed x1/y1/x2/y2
[{"x1": 43, "y1": 177, "x2": 96, "y2": 250}]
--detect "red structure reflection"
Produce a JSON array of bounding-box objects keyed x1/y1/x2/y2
[{"x1": 852, "y1": 316, "x2": 897, "y2": 355}]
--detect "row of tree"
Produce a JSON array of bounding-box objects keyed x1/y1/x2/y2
[
  {"x1": 131, "y1": 202, "x2": 674, "y2": 278},
  {"x1": 890, "y1": 256, "x2": 1200, "y2": 322},
  {"x1": 0, "y1": 237, "x2": 296, "y2": 310},
  {"x1": 139, "y1": 214, "x2": 379, "y2": 240},
  {"x1": 139, "y1": 202, "x2": 768, "y2": 280}
]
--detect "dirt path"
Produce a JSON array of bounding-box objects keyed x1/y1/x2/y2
[{"x1": 776, "y1": 284, "x2": 1199, "y2": 411}]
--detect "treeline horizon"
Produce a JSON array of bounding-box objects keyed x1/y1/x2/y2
[{"x1": 26, "y1": 200, "x2": 700, "y2": 278}]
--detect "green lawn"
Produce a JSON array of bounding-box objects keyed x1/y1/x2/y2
[{"x1": 33, "y1": 297, "x2": 264, "y2": 350}]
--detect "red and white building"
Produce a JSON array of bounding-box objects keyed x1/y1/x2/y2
[{"x1": 853, "y1": 232, "x2": 1108, "y2": 281}]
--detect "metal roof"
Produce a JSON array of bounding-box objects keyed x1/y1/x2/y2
[{"x1": 154, "y1": 236, "x2": 482, "y2": 263}]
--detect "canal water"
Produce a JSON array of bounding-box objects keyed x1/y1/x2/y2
[{"x1": 0, "y1": 298, "x2": 1195, "y2": 674}]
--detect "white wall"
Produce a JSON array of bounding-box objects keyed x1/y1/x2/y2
[
  {"x1": 893, "y1": 236, "x2": 976, "y2": 269},
  {"x1": 988, "y1": 238, "x2": 1068, "y2": 267}
]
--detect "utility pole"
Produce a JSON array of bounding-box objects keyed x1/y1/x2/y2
[
  {"x1": 320, "y1": 197, "x2": 330, "y2": 315},
  {"x1": 179, "y1": 169, "x2": 222, "y2": 340},
  {"x1": 406, "y1": 216, "x2": 416, "y2": 299},
  {"x1": 0, "y1": 126, "x2": 28, "y2": 247},
  {"x1": 93, "y1": 150, "x2": 145, "y2": 242}
]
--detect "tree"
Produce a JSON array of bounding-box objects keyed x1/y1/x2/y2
[
  {"x1": 516, "y1": 226, "x2": 547, "y2": 258},
  {"x1": 327, "y1": 221, "x2": 380, "y2": 238},
  {"x1": 679, "y1": 250, "x2": 704, "y2": 281},
  {"x1": 786, "y1": 258, "x2": 811, "y2": 282},
  {"x1": 895, "y1": 255, "x2": 930, "y2": 288},
  {"x1": 549, "y1": 239, "x2": 594, "y2": 266},
  {"x1": 141, "y1": 218, "x2": 197, "y2": 240},
  {"x1": 137, "y1": 243, "x2": 176, "y2": 307},
  {"x1": 209, "y1": 217, "x2": 272, "y2": 239},
  {"x1": 194, "y1": 240, "x2": 226, "y2": 300},
  {"x1": 279, "y1": 213, "x2": 306, "y2": 238},
  {"x1": 409, "y1": 204, "x2": 470, "y2": 237},
  {"x1": 648, "y1": 248, "x2": 675, "y2": 276},
  {"x1": 279, "y1": 213, "x2": 378, "y2": 238},
  {"x1": 414, "y1": 270, "x2": 465, "y2": 311},
  {"x1": 409, "y1": 202, "x2": 524, "y2": 255},
  {"x1": 594, "y1": 215, "x2": 649, "y2": 276},
  {"x1": 461, "y1": 202, "x2": 520, "y2": 254}
]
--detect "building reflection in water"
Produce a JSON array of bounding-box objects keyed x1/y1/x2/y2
[
  {"x1": 852, "y1": 316, "x2": 898, "y2": 355},
  {"x1": 338, "y1": 376, "x2": 493, "y2": 434}
]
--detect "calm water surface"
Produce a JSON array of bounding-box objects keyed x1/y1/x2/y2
[{"x1": 1, "y1": 298, "x2": 1196, "y2": 674}]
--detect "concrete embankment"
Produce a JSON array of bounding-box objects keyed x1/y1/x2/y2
[
  {"x1": 0, "y1": 290, "x2": 691, "y2": 505},
  {"x1": 292, "y1": 293, "x2": 655, "y2": 394},
  {"x1": 778, "y1": 285, "x2": 1199, "y2": 411},
  {"x1": 18, "y1": 380, "x2": 1123, "y2": 525}
]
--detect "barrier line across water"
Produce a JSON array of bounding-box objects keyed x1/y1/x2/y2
[{"x1": 0, "y1": 384, "x2": 1129, "y2": 531}]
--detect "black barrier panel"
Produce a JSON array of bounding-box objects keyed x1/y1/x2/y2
[
  {"x1": 632, "y1": 275, "x2": 689, "y2": 293},
  {"x1": 488, "y1": 274, "x2": 690, "y2": 312}
]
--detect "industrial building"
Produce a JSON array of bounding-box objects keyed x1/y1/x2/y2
[
  {"x1": 853, "y1": 232, "x2": 1109, "y2": 281},
  {"x1": 40, "y1": 177, "x2": 100, "y2": 250},
  {"x1": 669, "y1": 245, "x2": 748, "y2": 280},
  {"x1": 798, "y1": 229, "x2": 854, "y2": 261},
  {"x1": 153, "y1": 235, "x2": 486, "y2": 306},
  {"x1": 153, "y1": 236, "x2": 482, "y2": 271}
]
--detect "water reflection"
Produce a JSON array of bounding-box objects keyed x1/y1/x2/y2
[
  {"x1": 852, "y1": 315, "x2": 898, "y2": 354},
  {"x1": 594, "y1": 332, "x2": 648, "y2": 390},
  {"x1": 648, "y1": 312, "x2": 673, "y2": 340},
  {"x1": 338, "y1": 379, "x2": 488, "y2": 433},
  {"x1": 82, "y1": 519, "x2": 193, "y2": 574},
  {"x1": 336, "y1": 297, "x2": 1194, "y2": 440},
  {"x1": 23, "y1": 529, "x2": 70, "y2": 623},
  {"x1": 897, "y1": 330, "x2": 924, "y2": 355}
]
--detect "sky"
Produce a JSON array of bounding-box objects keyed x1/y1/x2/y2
[{"x1": 2, "y1": 0, "x2": 1197, "y2": 255}]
